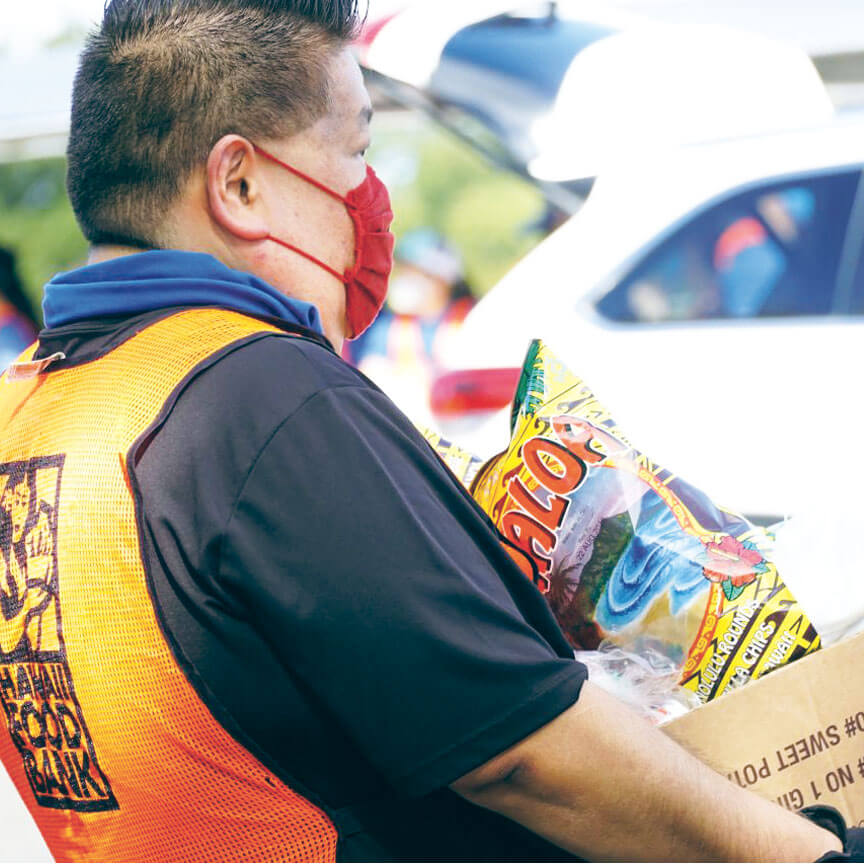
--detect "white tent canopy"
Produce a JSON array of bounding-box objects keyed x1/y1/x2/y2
[{"x1": 0, "y1": 46, "x2": 79, "y2": 162}]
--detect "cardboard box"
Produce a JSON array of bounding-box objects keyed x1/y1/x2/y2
[{"x1": 662, "y1": 631, "x2": 864, "y2": 826}]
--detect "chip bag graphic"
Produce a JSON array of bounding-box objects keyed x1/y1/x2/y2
[
  {"x1": 419, "y1": 428, "x2": 486, "y2": 490},
  {"x1": 450, "y1": 340, "x2": 819, "y2": 703}
]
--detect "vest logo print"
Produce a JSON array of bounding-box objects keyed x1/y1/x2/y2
[{"x1": 0, "y1": 456, "x2": 117, "y2": 812}]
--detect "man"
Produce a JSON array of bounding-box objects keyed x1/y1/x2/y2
[{"x1": 0, "y1": 1, "x2": 856, "y2": 860}]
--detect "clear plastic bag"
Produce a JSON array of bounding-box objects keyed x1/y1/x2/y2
[{"x1": 575, "y1": 642, "x2": 700, "y2": 724}]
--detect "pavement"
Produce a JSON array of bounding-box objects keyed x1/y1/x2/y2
[{"x1": 0, "y1": 765, "x2": 50, "y2": 863}]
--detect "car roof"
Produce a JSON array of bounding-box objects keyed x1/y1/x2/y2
[
  {"x1": 363, "y1": 2, "x2": 833, "y2": 192},
  {"x1": 360, "y1": 1, "x2": 649, "y2": 180},
  {"x1": 362, "y1": 0, "x2": 643, "y2": 90}
]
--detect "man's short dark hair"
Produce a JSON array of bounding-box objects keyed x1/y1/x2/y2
[{"x1": 66, "y1": 0, "x2": 364, "y2": 248}]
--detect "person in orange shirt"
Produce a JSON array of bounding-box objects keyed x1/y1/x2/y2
[
  {"x1": 348, "y1": 228, "x2": 474, "y2": 423},
  {"x1": 0, "y1": 249, "x2": 39, "y2": 372}
]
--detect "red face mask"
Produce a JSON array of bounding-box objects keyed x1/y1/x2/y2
[{"x1": 253, "y1": 144, "x2": 394, "y2": 339}]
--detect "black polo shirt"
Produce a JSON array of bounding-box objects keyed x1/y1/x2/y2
[{"x1": 35, "y1": 308, "x2": 587, "y2": 861}]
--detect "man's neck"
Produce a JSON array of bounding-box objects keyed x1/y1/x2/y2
[
  {"x1": 87, "y1": 245, "x2": 152, "y2": 266},
  {"x1": 85, "y1": 243, "x2": 345, "y2": 351}
]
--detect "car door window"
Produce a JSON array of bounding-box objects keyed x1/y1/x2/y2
[
  {"x1": 846, "y1": 221, "x2": 864, "y2": 314},
  {"x1": 597, "y1": 170, "x2": 861, "y2": 323}
]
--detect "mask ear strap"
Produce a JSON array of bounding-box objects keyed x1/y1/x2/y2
[
  {"x1": 265, "y1": 234, "x2": 349, "y2": 284},
  {"x1": 253, "y1": 144, "x2": 350, "y2": 206}
]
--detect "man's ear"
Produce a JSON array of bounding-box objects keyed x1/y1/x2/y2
[{"x1": 206, "y1": 135, "x2": 269, "y2": 241}]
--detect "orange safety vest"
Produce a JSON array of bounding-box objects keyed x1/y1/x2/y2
[{"x1": 0, "y1": 309, "x2": 338, "y2": 862}]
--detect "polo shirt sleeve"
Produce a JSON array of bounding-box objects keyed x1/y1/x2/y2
[{"x1": 218, "y1": 381, "x2": 587, "y2": 798}]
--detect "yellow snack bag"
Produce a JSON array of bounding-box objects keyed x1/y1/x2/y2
[
  {"x1": 419, "y1": 428, "x2": 486, "y2": 490},
  {"x1": 466, "y1": 340, "x2": 819, "y2": 703}
]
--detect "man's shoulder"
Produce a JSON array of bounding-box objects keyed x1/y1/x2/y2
[
  {"x1": 38, "y1": 307, "x2": 368, "y2": 412},
  {"x1": 133, "y1": 327, "x2": 380, "y2": 536},
  {"x1": 213, "y1": 329, "x2": 366, "y2": 405},
  {"x1": 176, "y1": 328, "x2": 380, "y2": 445}
]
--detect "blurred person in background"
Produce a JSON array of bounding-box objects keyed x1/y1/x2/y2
[
  {"x1": 0, "y1": 248, "x2": 39, "y2": 370},
  {"x1": 347, "y1": 228, "x2": 474, "y2": 424},
  {"x1": 713, "y1": 186, "x2": 817, "y2": 317}
]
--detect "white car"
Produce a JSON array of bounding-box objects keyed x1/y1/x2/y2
[
  {"x1": 361, "y1": 0, "x2": 833, "y2": 192},
  {"x1": 437, "y1": 116, "x2": 864, "y2": 521}
]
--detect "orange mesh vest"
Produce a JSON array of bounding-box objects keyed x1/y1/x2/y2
[{"x1": 0, "y1": 309, "x2": 338, "y2": 862}]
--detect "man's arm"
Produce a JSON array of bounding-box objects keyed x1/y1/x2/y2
[{"x1": 452, "y1": 681, "x2": 842, "y2": 862}]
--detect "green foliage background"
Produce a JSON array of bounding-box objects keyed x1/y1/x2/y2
[
  {"x1": 0, "y1": 111, "x2": 546, "y2": 324},
  {"x1": 0, "y1": 159, "x2": 87, "y2": 323},
  {"x1": 369, "y1": 112, "x2": 546, "y2": 295}
]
